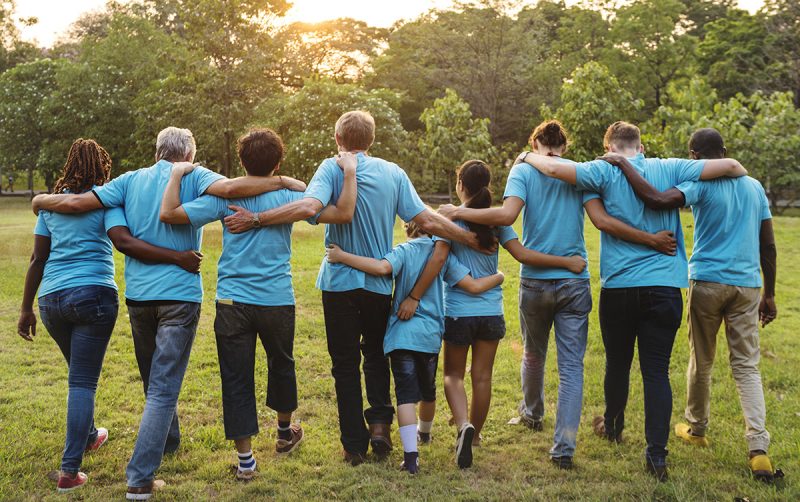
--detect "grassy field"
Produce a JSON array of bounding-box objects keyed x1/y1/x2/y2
[{"x1": 0, "y1": 196, "x2": 798, "y2": 501}]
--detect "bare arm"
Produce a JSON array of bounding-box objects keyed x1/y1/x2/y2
[
  {"x1": 759, "y1": 218, "x2": 777, "y2": 326},
  {"x1": 584, "y1": 198, "x2": 677, "y2": 255},
  {"x1": 438, "y1": 196, "x2": 524, "y2": 226},
  {"x1": 205, "y1": 173, "x2": 307, "y2": 199},
  {"x1": 325, "y1": 244, "x2": 393, "y2": 276},
  {"x1": 32, "y1": 192, "x2": 103, "y2": 215},
  {"x1": 159, "y1": 164, "x2": 193, "y2": 224},
  {"x1": 699, "y1": 158, "x2": 747, "y2": 180},
  {"x1": 317, "y1": 152, "x2": 357, "y2": 224},
  {"x1": 396, "y1": 240, "x2": 450, "y2": 321},
  {"x1": 412, "y1": 209, "x2": 486, "y2": 252},
  {"x1": 599, "y1": 153, "x2": 686, "y2": 210},
  {"x1": 223, "y1": 197, "x2": 324, "y2": 233},
  {"x1": 455, "y1": 272, "x2": 505, "y2": 294},
  {"x1": 504, "y1": 239, "x2": 586, "y2": 274},
  {"x1": 522, "y1": 152, "x2": 577, "y2": 185},
  {"x1": 18, "y1": 235, "x2": 50, "y2": 341},
  {"x1": 107, "y1": 226, "x2": 202, "y2": 273}
]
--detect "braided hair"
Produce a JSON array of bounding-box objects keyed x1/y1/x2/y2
[
  {"x1": 52, "y1": 138, "x2": 112, "y2": 194},
  {"x1": 456, "y1": 160, "x2": 495, "y2": 250}
]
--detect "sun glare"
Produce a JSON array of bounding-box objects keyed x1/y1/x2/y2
[{"x1": 285, "y1": 0, "x2": 454, "y2": 27}]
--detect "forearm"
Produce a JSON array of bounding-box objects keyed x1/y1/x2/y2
[
  {"x1": 523, "y1": 153, "x2": 577, "y2": 184},
  {"x1": 760, "y1": 244, "x2": 777, "y2": 297},
  {"x1": 33, "y1": 193, "x2": 101, "y2": 214},
  {"x1": 160, "y1": 172, "x2": 187, "y2": 223},
  {"x1": 109, "y1": 228, "x2": 182, "y2": 266},
  {"x1": 458, "y1": 272, "x2": 503, "y2": 294},
  {"x1": 420, "y1": 212, "x2": 476, "y2": 247},
  {"x1": 408, "y1": 242, "x2": 449, "y2": 300},
  {"x1": 454, "y1": 206, "x2": 516, "y2": 226},
  {"x1": 700, "y1": 159, "x2": 747, "y2": 180},
  {"x1": 596, "y1": 215, "x2": 655, "y2": 247},
  {"x1": 514, "y1": 247, "x2": 575, "y2": 269},
  {"x1": 337, "y1": 253, "x2": 391, "y2": 276},
  {"x1": 21, "y1": 260, "x2": 45, "y2": 312},
  {"x1": 615, "y1": 159, "x2": 679, "y2": 209},
  {"x1": 259, "y1": 199, "x2": 322, "y2": 226},
  {"x1": 317, "y1": 169, "x2": 356, "y2": 224}
]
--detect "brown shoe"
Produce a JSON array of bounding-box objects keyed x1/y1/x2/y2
[
  {"x1": 343, "y1": 450, "x2": 366, "y2": 466},
  {"x1": 369, "y1": 423, "x2": 393, "y2": 457},
  {"x1": 276, "y1": 424, "x2": 304, "y2": 456},
  {"x1": 126, "y1": 480, "x2": 165, "y2": 500},
  {"x1": 592, "y1": 416, "x2": 623, "y2": 443}
]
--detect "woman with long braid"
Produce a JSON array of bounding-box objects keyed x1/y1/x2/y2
[{"x1": 17, "y1": 139, "x2": 202, "y2": 493}]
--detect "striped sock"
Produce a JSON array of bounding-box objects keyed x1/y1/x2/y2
[
  {"x1": 237, "y1": 450, "x2": 256, "y2": 472},
  {"x1": 278, "y1": 421, "x2": 292, "y2": 441}
]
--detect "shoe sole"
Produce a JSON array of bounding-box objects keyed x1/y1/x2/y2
[
  {"x1": 277, "y1": 432, "x2": 305, "y2": 457},
  {"x1": 57, "y1": 485, "x2": 85, "y2": 493},
  {"x1": 456, "y1": 426, "x2": 475, "y2": 469},
  {"x1": 126, "y1": 493, "x2": 153, "y2": 501}
]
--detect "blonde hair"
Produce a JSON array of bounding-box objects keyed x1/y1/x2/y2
[
  {"x1": 335, "y1": 111, "x2": 375, "y2": 151},
  {"x1": 603, "y1": 121, "x2": 641, "y2": 150}
]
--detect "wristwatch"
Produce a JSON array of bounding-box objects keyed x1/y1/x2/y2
[{"x1": 251, "y1": 212, "x2": 261, "y2": 228}]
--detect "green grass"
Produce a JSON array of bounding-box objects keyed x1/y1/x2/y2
[{"x1": 0, "y1": 196, "x2": 798, "y2": 501}]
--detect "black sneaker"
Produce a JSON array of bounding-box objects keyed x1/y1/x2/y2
[
  {"x1": 418, "y1": 431, "x2": 432, "y2": 444},
  {"x1": 551, "y1": 456, "x2": 574, "y2": 470},
  {"x1": 456, "y1": 423, "x2": 475, "y2": 469},
  {"x1": 519, "y1": 414, "x2": 543, "y2": 431},
  {"x1": 400, "y1": 451, "x2": 419, "y2": 475},
  {"x1": 645, "y1": 459, "x2": 668, "y2": 482}
]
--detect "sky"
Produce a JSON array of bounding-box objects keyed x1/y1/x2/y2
[{"x1": 17, "y1": 0, "x2": 766, "y2": 48}]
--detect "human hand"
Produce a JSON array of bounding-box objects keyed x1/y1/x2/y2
[
  {"x1": 437, "y1": 204, "x2": 459, "y2": 221},
  {"x1": 176, "y1": 250, "x2": 203, "y2": 273},
  {"x1": 467, "y1": 233, "x2": 498, "y2": 255},
  {"x1": 171, "y1": 161, "x2": 197, "y2": 176},
  {"x1": 325, "y1": 244, "x2": 344, "y2": 263},
  {"x1": 224, "y1": 205, "x2": 257, "y2": 234},
  {"x1": 281, "y1": 176, "x2": 307, "y2": 192},
  {"x1": 566, "y1": 256, "x2": 587, "y2": 274},
  {"x1": 598, "y1": 153, "x2": 627, "y2": 167},
  {"x1": 396, "y1": 296, "x2": 419, "y2": 321},
  {"x1": 650, "y1": 230, "x2": 677, "y2": 255},
  {"x1": 17, "y1": 310, "x2": 36, "y2": 341},
  {"x1": 513, "y1": 151, "x2": 529, "y2": 166},
  {"x1": 336, "y1": 152, "x2": 358, "y2": 174},
  {"x1": 759, "y1": 296, "x2": 777, "y2": 327}
]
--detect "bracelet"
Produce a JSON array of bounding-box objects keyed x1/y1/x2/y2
[{"x1": 408, "y1": 294, "x2": 420, "y2": 302}]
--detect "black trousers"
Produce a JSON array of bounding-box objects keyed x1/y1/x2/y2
[
  {"x1": 599, "y1": 286, "x2": 682, "y2": 463},
  {"x1": 322, "y1": 289, "x2": 394, "y2": 454}
]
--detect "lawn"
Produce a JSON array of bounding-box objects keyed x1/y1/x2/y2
[{"x1": 0, "y1": 196, "x2": 798, "y2": 501}]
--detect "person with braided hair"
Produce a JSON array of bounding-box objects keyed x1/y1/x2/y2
[{"x1": 18, "y1": 138, "x2": 205, "y2": 494}]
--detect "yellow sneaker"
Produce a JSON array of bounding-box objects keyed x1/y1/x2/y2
[
  {"x1": 674, "y1": 423, "x2": 709, "y2": 447},
  {"x1": 749, "y1": 454, "x2": 774, "y2": 482}
]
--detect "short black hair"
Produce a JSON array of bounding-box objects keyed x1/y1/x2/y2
[
  {"x1": 237, "y1": 128, "x2": 284, "y2": 176},
  {"x1": 689, "y1": 128, "x2": 725, "y2": 159}
]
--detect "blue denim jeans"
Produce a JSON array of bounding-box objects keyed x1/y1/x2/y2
[
  {"x1": 38, "y1": 285, "x2": 119, "y2": 474},
  {"x1": 125, "y1": 302, "x2": 200, "y2": 488},
  {"x1": 518, "y1": 278, "x2": 591, "y2": 458}
]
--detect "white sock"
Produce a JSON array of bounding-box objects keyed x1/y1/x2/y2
[
  {"x1": 399, "y1": 424, "x2": 418, "y2": 453},
  {"x1": 418, "y1": 420, "x2": 433, "y2": 434},
  {"x1": 237, "y1": 450, "x2": 256, "y2": 471}
]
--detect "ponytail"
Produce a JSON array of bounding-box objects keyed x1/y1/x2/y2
[
  {"x1": 457, "y1": 160, "x2": 495, "y2": 250},
  {"x1": 529, "y1": 120, "x2": 569, "y2": 152}
]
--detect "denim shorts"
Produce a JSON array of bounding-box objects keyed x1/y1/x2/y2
[
  {"x1": 443, "y1": 315, "x2": 506, "y2": 346},
  {"x1": 389, "y1": 350, "x2": 438, "y2": 405}
]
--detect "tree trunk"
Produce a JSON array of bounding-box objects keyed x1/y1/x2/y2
[{"x1": 222, "y1": 130, "x2": 232, "y2": 177}]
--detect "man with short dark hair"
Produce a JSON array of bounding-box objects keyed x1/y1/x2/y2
[
  {"x1": 600, "y1": 127, "x2": 779, "y2": 482},
  {"x1": 159, "y1": 128, "x2": 359, "y2": 480},
  {"x1": 520, "y1": 121, "x2": 748, "y2": 481}
]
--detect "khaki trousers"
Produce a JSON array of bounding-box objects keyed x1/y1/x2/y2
[{"x1": 685, "y1": 280, "x2": 770, "y2": 452}]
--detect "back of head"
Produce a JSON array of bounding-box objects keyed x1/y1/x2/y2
[
  {"x1": 156, "y1": 126, "x2": 196, "y2": 163},
  {"x1": 529, "y1": 120, "x2": 569, "y2": 153},
  {"x1": 237, "y1": 128, "x2": 284, "y2": 176},
  {"x1": 603, "y1": 121, "x2": 641, "y2": 152},
  {"x1": 53, "y1": 138, "x2": 112, "y2": 194},
  {"x1": 335, "y1": 111, "x2": 375, "y2": 152},
  {"x1": 457, "y1": 160, "x2": 495, "y2": 250},
  {"x1": 688, "y1": 128, "x2": 725, "y2": 160}
]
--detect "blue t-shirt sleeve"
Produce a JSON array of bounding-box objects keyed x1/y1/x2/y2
[
  {"x1": 193, "y1": 166, "x2": 226, "y2": 196},
  {"x1": 304, "y1": 160, "x2": 336, "y2": 207},
  {"x1": 503, "y1": 164, "x2": 528, "y2": 203},
  {"x1": 442, "y1": 254, "x2": 470, "y2": 287},
  {"x1": 667, "y1": 158, "x2": 705, "y2": 185},
  {"x1": 575, "y1": 160, "x2": 607, "y2": 193},
  {"x1": 497, "y1": 225, "x2": 517, "y2": 245},
  {"x1": 103, "y1": 207, "x2": 128, "y2": 230},
  {"x1": 383, "y1": 243, "x2": 406, "y2": 278},
  {"x1": 396, "y1": 169, "x2": 426, "y2": 222},
  {"x1": 33, "y1": 213, "x2": 50, "y2": 237},
  {"x1": 183, "y1": 195, "x2": 228, "y2": 227},
  {"x1": 675, "y1": 180, "x2": 704, "y2": 207},
  {"x1": 582, "y1": 191, "x2": 601, "y2": 204},
  {"x1": 93, "y1": 172, "x2": 131, "y2": 208}
]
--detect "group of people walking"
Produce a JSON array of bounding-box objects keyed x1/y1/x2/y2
[{"x1": 18, "y1": 109, "x2": 779, "y2": 498}]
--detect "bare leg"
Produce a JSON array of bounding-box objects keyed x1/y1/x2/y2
[
  {"x1": 469, "y1": 339, "x2": 500, "y2": 436},
  {"x1": 419, "y1": 400, "x2": 436, "y2": 423},
  {"x1": 234, "y1": 437, "x2": 252, "y2": 454},
  {"x1": 443, "y1": 342, "x2": 470, "y2": 428},
  {"x1": 397, "y1": 403, "x2": 417, "y2": 427}
]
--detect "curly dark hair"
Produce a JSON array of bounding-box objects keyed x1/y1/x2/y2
[{"x1": 52, "y1": 138, "x2": 112, "y2": 194}]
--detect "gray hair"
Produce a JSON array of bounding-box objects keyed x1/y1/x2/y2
[{"x1": 155, "y1": 127, "x2": 196, "y2": 162}]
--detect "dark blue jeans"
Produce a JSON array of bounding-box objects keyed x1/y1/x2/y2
[
  {"x1": 38, "y1": 285, "x2": 119, "y2": 474},
  {"x1": 599, "y1": 287, "x2": 683, "y2": 464}
]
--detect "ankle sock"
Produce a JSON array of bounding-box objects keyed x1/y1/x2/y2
[
  {"x1": 418, "y1": 420, "x2": 433, "y2": 434},
  {"x1": 237, "y1": 450, "x2": 256, "y2": 471},
  {"x1": 399, "y1": 424, "x2": 418, "y2": 453},
  {"x1": 277, "y1": 421, "x2": 292, "y2": 441}
]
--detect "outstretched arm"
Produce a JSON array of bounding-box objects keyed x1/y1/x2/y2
[
  {"x1": 759, "y1": 218, "x2": 777, "y2": 326},
  {"x1": 205, "y1": 172, "x2": 306, "y2": 199},
  {"x1": 32, "y1": 192, "x2": 103, "y2": 215},
  {"x1": 699, "y1": 158, "x2": 747, "y2": 180},
  {"x1": 455, "y1": 272, "x2": 505, "y2": 294},
  {"x1": 503, "y1": 239, "x2": 586, "y2": 274},
  {"x1": 325, "y1": 244, "x2": 392, "y2": 276},
  {"x1": 438, "y1": 196, "x2": 524, "y2": 226},
  {"x1": 395, "y1": 240, "x2": 450, "y2": 321},
  {"x1": 159, "y1": 163, "x2": 194, "y2": 224},
  {"x1": 599, "y1": 153, "x2": 685, "y2": 210},
  {"x1": 412, "y1": 209, "x2": 486, "y2": 253},
  {"x1": 18, "y1": 235, "x2": 50, "y2": 341},
  {"x1": 317, "y1": 152, "x2": 358, "y2": 224},
  {"x1": 107, "y1": 226, "x2": 202, "y2": 274},
  {"x1": 584, "y1": 198, "x2": 677, "y2": 255},
  {"x1": 521, "y1": 152, "x2": 577, "y2": 185}
]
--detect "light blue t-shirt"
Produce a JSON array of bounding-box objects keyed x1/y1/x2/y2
[
  {"x1": 382, "y1": 237, "x2": 470, "y2": 355},
  {"x1": 34, "y1": 190, "x2": 127, "y2": 297},
  {"x1": 182, "y1": 190, "x2": 305, "y2": 306},
  {"x1": 304, "y1": 153, "x2": 427, "y2": 295},
  {"x1": 677, "y1": 176, "x2": 771, "y2": 288},
  {"x1": 93, "y1": 160, "x2": 224, "y2": 302},
  {"x1": 504, "y1": 162, "x2": 590, "y2": 280},
  {"x1": 433, "y1": 220, "x2": 517, "y2": 317},
  {"x1": 574, "y1": 153, "x2": 706, "y2": 288}
]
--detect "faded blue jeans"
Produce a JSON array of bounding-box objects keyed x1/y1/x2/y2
[
  {"x1": 38, "y1": 285, "x2": 119, "y2": 474},
  {"x1": 518, "y1": 278, "x2": 591, "y2": 458},
  {"x1": 125, "y1": 302, "x2": 200, "y2": 488}
]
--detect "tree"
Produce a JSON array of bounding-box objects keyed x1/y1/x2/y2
[
  {"x1": 544, "y1": 62, "x2": 641, "y2": 161},
  {"x1": 416, "y1": 88, "x2": 496, "y2": 197},
  {"x1": 762, "y1": 0, "x2": 800, "y2": 106}
]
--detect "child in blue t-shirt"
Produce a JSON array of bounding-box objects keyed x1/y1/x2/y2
[{"x1": 326, "y1": 219, "x2": 503, "y2": 474}]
